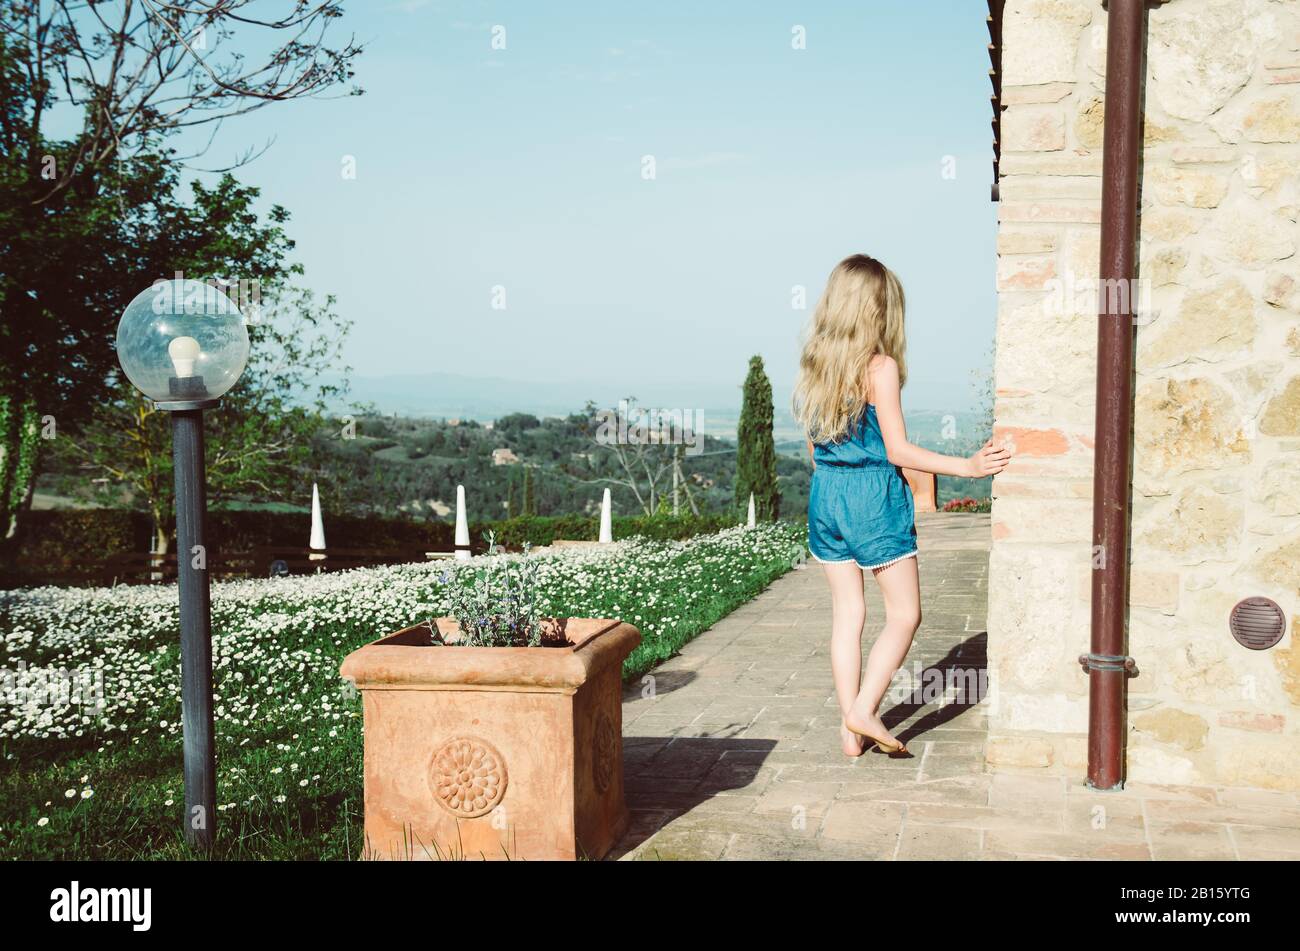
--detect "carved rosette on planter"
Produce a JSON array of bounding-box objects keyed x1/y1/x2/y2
[
  {"x1": 340, "y1": 618, "x2": 640, "y2": 861},
  {"x1": 429, "y1": 735, "x2": 507, "y2": 818}
]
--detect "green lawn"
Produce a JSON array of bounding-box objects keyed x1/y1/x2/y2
[{"x1": 0, "y1": 523, "x2": 804, "y2": 859}]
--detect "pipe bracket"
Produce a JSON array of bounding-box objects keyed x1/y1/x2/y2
[{"x1": 1078, "y1": 652, "x2": 1138, "y2": 675}]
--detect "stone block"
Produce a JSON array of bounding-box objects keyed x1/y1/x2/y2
[
  {"x1": 1140, "y1": 278, "x2": 1255, "y2": 367},
  {"x1": 1004, "y1": 104, "x2": 1067, "y2": 151},
  {"x1": 1216, "y1": 733, "x2": 1300, "y2": 790},
  {"x1": 998, "y1": 229, "x2": 1060, "y2": 255},
  {"x1": 1002, "y1": 0, "x2": 1093, "y2": 86},
  {"x1": 1133, "y1": 376, "x2": 1247, "y2": 476},
  {"x1": 1148, "y1": 0, "x2": 1277, "y2": 121},
  {"x1": 1133, "y1": 707, "x2": 1209, "y2": 750},
  {"x1": 1150, "y1": 165, "x2": 1230, "y2": 208},
  {"x1": 985, "y1": 734, "x2": 1055, "y2": 768}
]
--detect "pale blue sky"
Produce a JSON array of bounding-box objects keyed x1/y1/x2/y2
[{"x1": 180, "y1": 0, "x2": 998, "y2": 414}]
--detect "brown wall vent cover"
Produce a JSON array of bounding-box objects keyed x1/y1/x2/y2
[{"x1": 1229, "y1": 597, "x2": 1287, "y2": 650}]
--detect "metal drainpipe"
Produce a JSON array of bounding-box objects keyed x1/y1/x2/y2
[{"x1": 1081, "y1": 0, "x2": 1146, "y2": 790}]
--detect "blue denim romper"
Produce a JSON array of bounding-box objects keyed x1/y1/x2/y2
[{"x1": 808, "y1": 404, "x2": 918, "y2": 570}]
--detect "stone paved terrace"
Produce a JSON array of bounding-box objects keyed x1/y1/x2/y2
[{"x1": 612, "y1": 512, "x2": 1300, "y2": 860}]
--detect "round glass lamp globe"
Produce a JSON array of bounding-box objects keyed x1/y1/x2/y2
[{"x1": 116, "y1": 280, "x2": 250, "y2": 403}]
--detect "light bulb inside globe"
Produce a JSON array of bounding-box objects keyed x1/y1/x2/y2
[
  {"x1": 168, "y1": 336, "x2": 202, "y2": 378},
  {"x1": 116, "y1": 280, "x2": 249, "y2": 404}
]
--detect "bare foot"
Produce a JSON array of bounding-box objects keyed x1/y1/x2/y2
[
  {"x1": 839, "y1": 719, "x2": 866, "y2": 757},
  {"x1": 844, "y1": 705, "x2": 906, "y2": 754}
]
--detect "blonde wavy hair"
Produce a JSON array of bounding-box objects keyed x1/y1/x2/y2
[{"x1": 793, "y1": 254, "x2": 907, "y2": 444}]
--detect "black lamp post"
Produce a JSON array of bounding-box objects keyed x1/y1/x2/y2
[{"x1": 116, "y1": 279, "x2": 250, "y2": 850}]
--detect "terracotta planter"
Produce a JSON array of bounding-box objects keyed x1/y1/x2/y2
[{"x1": 339, "y1": 617, "x2": 640, "y2": 860}]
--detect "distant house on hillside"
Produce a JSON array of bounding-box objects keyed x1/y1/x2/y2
[{"x1": 492, "y1": 447, "x2": 519, "y2": 466}]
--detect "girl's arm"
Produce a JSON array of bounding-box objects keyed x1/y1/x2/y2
[{"x1": 869, "y1": 356, "x2": 1011, "y2": 479}]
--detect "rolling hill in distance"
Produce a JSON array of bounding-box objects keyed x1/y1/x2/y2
[
  {"x1": 331, "y1": 370, "x2": 989, "y2": 452},
  {"x1": 37, "y1": 370, "x2": 993, "y2": 520}
]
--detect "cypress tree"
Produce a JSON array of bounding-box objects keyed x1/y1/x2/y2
[{"x1": 735, "y1": 355, "x2": 780, "y2": 520}]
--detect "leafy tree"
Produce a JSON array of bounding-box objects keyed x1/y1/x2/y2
[
  {"x1": 735, "y1": 355, "x2": 780, "y2": 520},
  {"x1": 497, "y1": 413, "x2": 540, "y2": 436},
  {"x1": 60, "y1": 285, "x2": 352, "y2": 553},
  {"x1": 0, "y1": 2, "x2": 361, "y2": 550}
]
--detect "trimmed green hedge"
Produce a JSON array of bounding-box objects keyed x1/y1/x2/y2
[
  {"x1": 1, "y1": 508, "x2": 744, "y2": 587},
  {"x1": 10, "y1": 510, "x2": 147, "y2": 586}
]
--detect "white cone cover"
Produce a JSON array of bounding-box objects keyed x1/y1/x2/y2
[
  {"x1": 599, "y1": 487, "x2": 613, "y2": 543},
  {"x1": 310, "y1": 483, "x2": 326, "y2": 549},
  {"x1": 455, "y1": 484, "x2": 471, "y2": 560}
]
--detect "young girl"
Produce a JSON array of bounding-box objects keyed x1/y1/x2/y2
[{"x1": 793, "y1": 254, "x2": 1011, "y2": 757}]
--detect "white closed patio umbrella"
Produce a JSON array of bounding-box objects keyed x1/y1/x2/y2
[
  {"x1": 747, "y1": 492, "x2": 756, "y2": 529},
  {"x1": 309, "y1": 482, "x2": 326, "y2": 559},
  {"x1": 455, "y1": 484, "x2": 471, "y2": 560},
  {"x1": 598, "y1": 488, "x2": 613, "y2": 543}
]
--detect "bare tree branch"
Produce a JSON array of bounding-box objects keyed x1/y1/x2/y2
[{"x1": 1, "y1": 0, "x2": 364, "y2": 203}]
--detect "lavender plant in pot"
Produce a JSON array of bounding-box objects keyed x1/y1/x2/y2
[{"x1": 340, "y1": 535, "x2": 640, "y2": 860}]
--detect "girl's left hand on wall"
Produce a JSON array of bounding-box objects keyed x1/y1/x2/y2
[{"x1": 967, "y1": 438, "x2": 1013, "y2": 478}]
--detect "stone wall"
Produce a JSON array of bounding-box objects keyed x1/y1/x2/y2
[{"x1": 987, "y1": 0, "x2": 1300, "y2": 789}]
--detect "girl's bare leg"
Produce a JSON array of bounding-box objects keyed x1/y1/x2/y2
[
  {"x1": 846, "y1": 555, "x2": 921, "y2": 747},
  {"x1": 821, "y1": 560, "x2": 868, "y2": 756}
]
